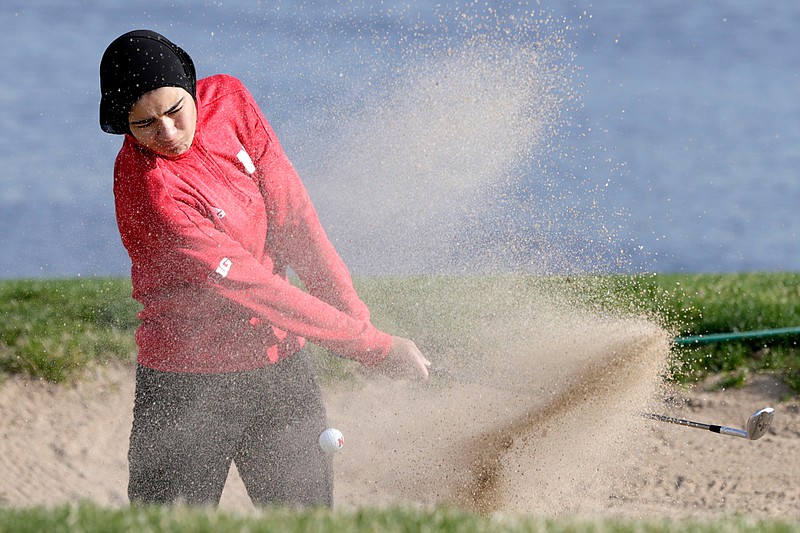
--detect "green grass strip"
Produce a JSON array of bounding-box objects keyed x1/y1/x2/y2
[
  {"x1": 0, "y1": 278, "x2": 139, "y2": 381},
  {"x1": 1, "y1": 273, "x2": 799, "y2": 393}
]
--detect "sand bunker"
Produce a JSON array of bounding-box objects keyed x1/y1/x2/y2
[{"x1": 3, "y1": 288, "x2": 797, "y2": 520}]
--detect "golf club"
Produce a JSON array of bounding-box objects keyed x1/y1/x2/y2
[{"x1": 643, "y1": 407, "x2": 774, "y2": 440}]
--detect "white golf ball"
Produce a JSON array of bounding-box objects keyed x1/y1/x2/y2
[{"x1": 319, "y1": 428, "x2": 344, "y2": 453}]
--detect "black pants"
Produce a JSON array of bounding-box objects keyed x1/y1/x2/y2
[{"x1": 128, "y1": 350, "x2": 333, "y2": 507}]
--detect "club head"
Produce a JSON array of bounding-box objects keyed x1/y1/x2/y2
[{"x1": 745, "y1": 407, "x2": 774, "y2": 440}]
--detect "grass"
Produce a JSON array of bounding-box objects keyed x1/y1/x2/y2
[
  {"x1": 0, "y1": 278, "x2": 139, "y2": 382},
  {"x1": 597, "y1": 273, "x2": 800, "y2": 391},
  {"x1": 0, "y1": 502, "x2": 798, "y2": 533},
  {"x1": 351, "y1": 272, "x2": 800, "y2": 393},
  {"x1": 1, "y1": 273, "x2": 800, "y2": 391}
]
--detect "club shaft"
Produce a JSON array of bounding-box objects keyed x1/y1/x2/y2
[{"x1": 642, "y1": 412, "x2": 749, "y2": 439}]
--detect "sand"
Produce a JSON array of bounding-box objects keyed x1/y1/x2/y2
[{"x1": 1, "y1": 307, "x2": 797, "y2": 521}]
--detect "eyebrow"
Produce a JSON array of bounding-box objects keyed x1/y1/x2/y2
[{"x1": 129, "y1": 97, "x2": 185, "y2": 126}]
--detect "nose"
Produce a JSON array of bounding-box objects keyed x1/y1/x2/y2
[{"x1": 157, "y1": 117, "x2": 179, "y2": 140}]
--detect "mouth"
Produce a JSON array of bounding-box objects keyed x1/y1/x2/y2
[{"x1": 156, "y1": 141, "x2": 189, "y2": 156}]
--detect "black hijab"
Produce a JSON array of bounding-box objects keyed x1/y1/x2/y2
[{"x1": 99, "y1": 30, "x2": 196, "y2": 135}]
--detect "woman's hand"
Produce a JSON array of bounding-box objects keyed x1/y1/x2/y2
[{"x1": 373, "y1": 336, "x2": 431, "y2": 381}]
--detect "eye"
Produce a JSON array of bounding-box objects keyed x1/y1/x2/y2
[
  {"x1": 167, "y1": 106, "x2": 182, "y2": 116},
  {"x1": 131, "y1": 119, "x2": 154, "y2": 129}
]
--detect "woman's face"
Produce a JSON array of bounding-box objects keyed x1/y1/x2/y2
[{"x1": 128, "y1": 86, "x2": 197, "y2": 157}]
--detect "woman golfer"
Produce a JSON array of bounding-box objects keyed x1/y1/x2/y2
[{"x1": 99, "y1": 29, "x2": 430, "y2": 507}]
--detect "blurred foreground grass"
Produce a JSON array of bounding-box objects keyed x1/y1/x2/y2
[
  {"x1": 0, "y1": 273, "x2": 799, "y2": 392},
  {"x1": 0, "y1": 502, "x2": 797, "y2": 533}
]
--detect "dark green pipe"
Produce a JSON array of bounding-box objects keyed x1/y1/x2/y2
[{"x1": 675, "y1": 326, "x2": 800, "y2": 346}]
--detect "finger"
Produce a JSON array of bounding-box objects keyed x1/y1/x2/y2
[
  {"x1": 418, "y1": 364, "x2": 429, "y2": 381},
  {"x1": 418, "y1": 357, "x2": 430, "y2": 379}
]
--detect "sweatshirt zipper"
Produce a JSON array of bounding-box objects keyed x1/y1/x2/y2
[{"x1": 193, "y1": 139, "x2": 254, "y2": 205}]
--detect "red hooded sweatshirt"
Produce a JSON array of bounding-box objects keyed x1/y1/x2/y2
[{"x1": 113, "y1": 74, "x2": 392, "y2": 373}]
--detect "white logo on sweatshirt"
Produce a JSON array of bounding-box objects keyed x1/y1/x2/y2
[
  {"x1": 237, "y1": 147, "x2": 256, "y2": 175},
  {"x1": 215, "y1": 257, "x2": 233, "y2": 278}
]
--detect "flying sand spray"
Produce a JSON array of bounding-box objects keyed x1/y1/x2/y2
[{"x1": 289, "y1": 3, "x2": 776, "y2": 516}]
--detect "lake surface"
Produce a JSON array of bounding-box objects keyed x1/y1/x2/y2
[{"x1": 1, "y1": 0, "x2": 798, "y2": 277}]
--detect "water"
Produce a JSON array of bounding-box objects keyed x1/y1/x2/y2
[{"x1": 1, "y1": 0, "x2": 799, "y2": 277}]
